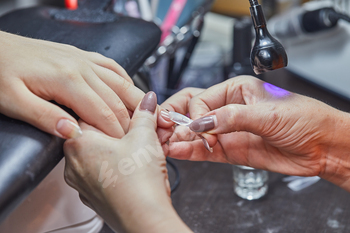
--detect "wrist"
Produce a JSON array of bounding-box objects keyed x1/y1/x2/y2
[
  {"x1": 320, "y1": 110, "x2": 350, "y2": 191},
  {"x1": 115, "y1": 198, "x2": 191, "y2": 233},
  {"x1": 99, "y1": 183, "x2": 191, "y2": 233},
  {"x1": 127, "y1": 202, "x2": 191, "y2": 233}
]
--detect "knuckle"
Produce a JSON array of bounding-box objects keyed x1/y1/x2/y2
[
  {"x1": 63, "y1": 67, "x2": 82, "y2": 82},
  {"x1": 262, "y1": 105, "x2": 279, "y2": 133},
  {"x1": 63, "y1": 138, "x2": 78, "y2": 155},
  {"x1": 63, "y1": 166, "x2": 76, "y2": 189},
  {"x1": 189, "y1": 95, "x2": 199, "y2": 105},
  {"x1": 120, "y1": 78, "x2": 132, "y2": 91},
  {"x1": 105, "y1": 57, "x2": 117, "y2": 66},
  {"x1": 225, "y1": 105, "x2": 239, "y2": 129},
  {"x1": 185, "y1": 87, "x2": 201, "y2": 95},
  {"x1": 34, "y1": 107, "x2": 56, "y2": 124},
  {"x1": 178, "y1": 87, "x2": 193, "y2": 96},
  {"x1": 92, "y1": 52, "x2": 106, "y2": 60},
  {"x1": 115, "y1": 103, "x2": 129, "y2": 120},
  {"x1": 101, "y1": 106, "x2": 118, "y2": 123},
  {"x1": 131, "y1": 115, "x2": 156, "y2": 130},
  {"x1": 64, "y1": 44, "x2": 78, "y2": 51}
]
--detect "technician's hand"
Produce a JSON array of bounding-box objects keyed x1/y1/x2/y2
[
  {"x1": 64, "y1": 92, "x2": 191, "y2": 233},
  {"x1": 0, "y1": 31, "x2": 144, "y2": 139},
  {"x1": 159, "y1": 76, "x2": 350, "y2": 191}
]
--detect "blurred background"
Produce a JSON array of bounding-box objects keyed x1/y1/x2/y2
[{"x1": 1, "y1": 0, "x2": 350, "y2": 102}]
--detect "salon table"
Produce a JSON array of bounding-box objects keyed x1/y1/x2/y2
[{"x1": 99, "y1": 68, "x2": 350, "y2": 233}]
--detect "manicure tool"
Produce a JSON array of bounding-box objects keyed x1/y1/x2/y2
[
  {"x1": 151, "y1": 0, "x2": 160, "y2": 19},
  {"x1": 160, "y1": 0, "x2": 187, "y2": 43},
  {"x1": 168, "y1": 111, "x2": 213, "y2": 153},
  {"x1": 282, "y1": 176, "x2": 321, "y2": 192},
  {"x1": 138, "y1": 0, "x2": 153, "y2": 21}
]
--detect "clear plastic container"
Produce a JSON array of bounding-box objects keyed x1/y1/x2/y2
[{"x1": 233, "y1": 165, "x2": 268, "y2": 200}]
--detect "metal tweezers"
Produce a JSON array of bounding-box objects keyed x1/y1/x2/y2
[{"x1": 168, "y1": 111, "x2": 213, "y2": 153}]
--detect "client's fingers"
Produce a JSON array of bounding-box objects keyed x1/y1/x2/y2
[
  {"x1": 91, "y1": 64, "x2": 145, "y2": 112},
  {"x1": 53, "y1": 77, "x2": 125, "y2": 138},
  {"x1": 0, "y1": 80, "x2": 81, "y2": 139},
  {"x1": 83, "y1": 69, "x2": 130, "y2": 133},
  {"x1": 83, "y1": 51, "x2": 133, "y2": 84}
]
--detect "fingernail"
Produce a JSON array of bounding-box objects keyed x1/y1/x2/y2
[
  {"x1": 161, "y1": 110, "x2": 172, "y2": 121},
  {"x1": 56, "y1": 119, "x2": 82, "y2": 139},
  {"x1": 140, "y1": 91, "x2": 157, "y2": 113},
  {"x1": 189, "y1": 116, "x2": 216, "y2": 132}
]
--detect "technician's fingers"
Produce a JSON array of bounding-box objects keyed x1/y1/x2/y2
[
  {"x1": 163, "y1": 125, "x2": 217, "y2": 157},
  {"x1": 158, "y1": 87, "x2": 204, "y2": 129},
  {"x1": 83, "y1": 51, "x2": 133, "y2": 84},
  {"x1": 128, "y1": 91, "x2": 158, "y2": 135},
  {"x1": 159, "y1": 87, "x2": 217, "y2": 145},
  {"x1": 189, "y1": 104, "x2": 275, "y2": 137},
  {"x1": 188, "y1": 76, "x2": 271, "y2": 121},
  {"x1": 91, "y1": 64, "x2": 145, "y2": 112},
  {"x1": 187, "y1": 80, "x2": 237, "y2": 121},
  {"x1": 160, "y1": 87, "x2": 204, "y2": 115},
  {"x1": 83, "y1": 70, "x2": 130, "y2": 133},
  {"x1": 165, "y1": 139, "x2": 227, "y2": 163},
  {"x1": 0, "y1": 80, "x2": 81, "y2": 139}
]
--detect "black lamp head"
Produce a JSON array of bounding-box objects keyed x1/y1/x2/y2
[{"x1": 249, "y1": 1, "x2": 288, "y2": 74}]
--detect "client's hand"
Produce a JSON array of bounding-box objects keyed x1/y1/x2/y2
[
  {"x1": 0, "y1": 31, "x2": 144, "y2": 139},
  {"x1": 158, "y1": 76, "x2": 350, "y2": 192},
  {"x1": 64, "y1": 92, "x2": 191, "y2": 233}
]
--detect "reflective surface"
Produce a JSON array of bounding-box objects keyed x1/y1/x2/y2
[{"x1": 233, "y1": 165, "x2": 268, "y2": 200}]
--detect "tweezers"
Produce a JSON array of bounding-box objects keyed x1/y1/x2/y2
[{"x1": 168, "y1": 111, "x2": 213, "y2": 153}]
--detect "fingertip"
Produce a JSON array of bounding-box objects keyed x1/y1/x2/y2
[
  {"x1": 129, "y1": 91, "x2": 158, "y2": 132},
  {"x1": 139, "y1": 91, "x2": 157, "y2": 114},
  {"x1": 56, "y1": 119, "x2": 82, "y2": 139},
  {"x1": 157, "y1": 109, "x2": 174, "y2": 128}
]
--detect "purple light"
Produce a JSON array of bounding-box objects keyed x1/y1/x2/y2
[{"x1": 263, "y1": 83, "x2": 290, "y2": 97}]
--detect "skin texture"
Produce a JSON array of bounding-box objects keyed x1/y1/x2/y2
[
  {"x1": 158, "y1": 76, "x2": 350, "y2": 192},
  {"x1": 64, "y1": 93, "x2": 191, "y2": 233},
  {"x1": 0, "y1": 31, "x2": 145, "y2": 139},
  {"x1": 63, "y1": 77, "x2": 350, "y2": 232}
]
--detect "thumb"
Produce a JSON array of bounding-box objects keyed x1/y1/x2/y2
[
  {"x1": 128, "y1": 91, "x2": 158, "y2": 134},
  {"x1": 189, "y1": 104, "x2": 271, "y2": 136}
]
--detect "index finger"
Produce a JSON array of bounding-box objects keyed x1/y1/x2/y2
[
  {"x1": 161, "y1": 87, "x2": 204, "y2": 114},
  {"x1": 189, "y1": 76, "x2": 257, "y2": 120},
  {"x1": 158, "y1": 87, "x2": 204, "y2": 129},
  {"x1": 159, "y1": 87, "x2": 217, "y2": 148},
  {"x1": 82, "y1": 51, "x2": 133, "y2": 84}
]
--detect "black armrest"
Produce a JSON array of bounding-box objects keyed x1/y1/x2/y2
[{"x1": 0, "y1": 6, "x2": 161, "y2": 223}]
